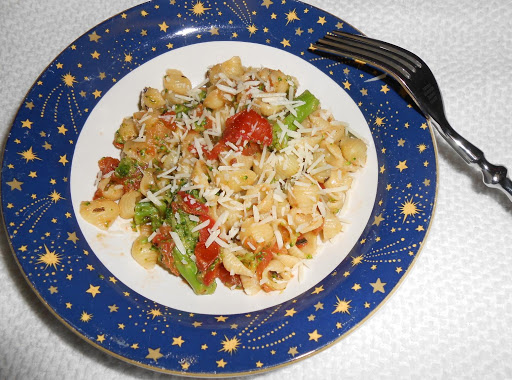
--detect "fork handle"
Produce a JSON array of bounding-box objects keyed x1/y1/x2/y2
[{"x1": 430, "y1": 117, "x2": 512, "y2": 201}]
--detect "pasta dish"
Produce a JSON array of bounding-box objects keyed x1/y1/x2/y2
[{"x1": 80, "y1": 56, "x2": 367, "y2": 295}]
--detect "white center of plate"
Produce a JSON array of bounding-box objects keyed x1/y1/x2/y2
[{"x1": 70, "y1": 41, "x2": 378, "y2": 315}]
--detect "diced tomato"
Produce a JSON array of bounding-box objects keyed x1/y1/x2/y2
[
  {"x1": 223, "y1": 109, "x2": 273, "y2": 145},
  {"x1": 195, "y1": 215, "x2": 219, "y2": 272},
  {"x1": 255, "y1": 249, "x2": 274, "y2": 280},
  {"x1": 151, "y1": 226, "x2": 172, "y2": 245},
  {"x1": 205, "y1": 110, "x2": 272, "y2": 160},
  {"x1": 217, "y1": 264, "x2": 242, "y2": 288},
  {"x1": 174, "y1": 191, "x2": 209, "y2": 216},
  {"x1": 98, "y1": 157, "x2": 120, "y2": 175},
  {"x1": 159, "y1": 111, "x2": 177, "y2": 130},
  {"x1": 160, "y1": 245, "x2": 180, "y2": 276},
  {"x1": 296, "y1": 234, "x2": 308, "y2": 248},
  {"x1": 202, "y1": 262, "x2": 242, "y2": 288}
]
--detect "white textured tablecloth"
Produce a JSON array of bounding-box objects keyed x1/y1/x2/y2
[{"x1": 1, "y1": 1, "x2": 511, "y2": 379}]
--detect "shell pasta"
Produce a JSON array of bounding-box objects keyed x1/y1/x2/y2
[{"x1": 80, "y1": 56, "x2": 367, "y2": 295}]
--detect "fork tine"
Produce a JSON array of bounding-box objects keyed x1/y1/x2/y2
[
  {"x1": 331, "y1": 31, "x2": 423, "y2": 69},
  {"x1": 313, "y1": 37, "x2": 412, "y2": 81},
  {"x1": 323, "y1": 33, "x2": 418, "y2": 74}
]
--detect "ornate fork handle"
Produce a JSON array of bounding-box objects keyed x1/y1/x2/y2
[{"x1": 431, "y1": 114, "x2": 512, "y2": 201}]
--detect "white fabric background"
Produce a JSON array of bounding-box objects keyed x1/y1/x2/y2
[{"x1": 1, "y1": 1, "x2": 511, "y2": 379}]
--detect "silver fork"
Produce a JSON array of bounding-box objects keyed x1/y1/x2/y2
[{"x1": 312, "y1": 31, "x2": 512, "y2": 202}]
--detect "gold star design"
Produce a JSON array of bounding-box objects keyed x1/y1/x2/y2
[
  {"x1": 190, "y1": 1, "x2": 211, "y2": 15},
  {"x1": 307, "y1": 314, "x2": 315, "y2": 321},
  {"x1": 380, "y1": 165, "x2": 386, "y2": 174},
  {"x1": 210, "y1": 26, "x2": 219, "y2": 35},
  {"x1": 146, "y1": 348, "x2": 163, "y2": 362},
  {"x1": 270, "y1": 12, "x2": 277, "y2": 19},
  {"x1": 285, "y1": 9, "x2": 300, "y2": 24},
  {"x1": 56, "y1": 63, "x2": 63, "y2": 69},
  {"x1": 181, "y1": 362, "x2": 190, "y2": 370},
  {"x1": 295, "y1": 27, "x2": 303, "y2": 35},
  {"x1": 396, "y1": 160, "x2": 408, "y2": 172},
  {"x1": 49, "y1": 286, "x2": 58, "y2": 294},
  {"x1": 131, "y1": 343, "x2": 139, "y2": 349},
  {"x1": 159, "y1": 21, "x2": 169, "y2": 32},
  {"x1": 261, "y1": 0, "x2": 273, "y2": 8},
  {"x1": 396, "y1": 267, "x2": 403, "y2": 273},
  {"x1": 57, "y1": 124, "x2": 67, "y2": 135},
  {"x1": 230, "y1": 324, "x2": 238, "y2": 329},
  {"x1": 201, "y1": 344, "x2": 208, "y2": 350},
  {"x1": 66, "y1": 274, "x2": 72, "y2": 280},
  {"x1": 99, "y1": 72, "x2": 106, "y2": 80},
  {"x1": 386, "y1": 184, "x2": 393, "y2": 191},
  {"x1": 314, "y1": 302, "x2": 324, "y2": 311},
  {"x1": 109, "y1": 276, "x2": 118, "y2": 284},
  {"x1": 21, "y1": 119, "x2": 33, "y2": 129},
  {"x1": 284, "y1": 308, "x2": 297, "y2": 317},
  {"x1": 308, "y1": 329, "x2": 322, "y2": 342},
  {"x1": 336, "y1": 322, "x2": 342, "y2": 329},
  {"x1": 352, "y1": 283, "x2": 361, "y2": 291},
  {"x1": 148, "y1": 309, "x2": 162, "y2": 319},
  {"x1": 7, "y1": 179, "x2": 23, "y2": 191},
  {"x1": 192, "y1": 321, "x2": 202, "y2": 327},
  {"x1": 280, "y1": 38, "x2": 290, "y2": 47},
  {"x1": 373, "y1": 213, "x2": 385, "y2": 226},
  {"x1": 118, "y1": 323, "x2": 125, "y2": 329},
  {"x1": 288, "y1": 347, "x2": 298, "y2": 357},
  {"x1": 416, "y1": 225, "x2": 425, "y2": 232},
  {"x1": 108, "y1": 304, "x2": 118, "y2": 312},
  {"x1": 342, "y1": 80, "x2": 351, "y2": 89},
  {"x1": 25, "y1": 101, "x2": 35, "y2": 110},
  {"x1": 364, "y1": 302, "x2": 371, "y2": 308},
  {"x1": 172, "y1": 336, "x2": 185, "y2": 347},
  {"x1": 88, "y1": 31, "x2": 101, "y2": 42},
  {"x1": 66, "y1": 232, "x2": 78, "y2": 244},
  {"x1": 141, "y1": 10, "x2": 149, "y2": 16},
  {"x1": 28, "y1": 171, "x2": 37, "y2": 178},
  {"x1": 92, "y1": 89, "x2": 102, "y2": 98},
  {"x1": 66, "y1": 302, "x2": 72, "y2": 309},
  {"x1": 380, "y1": 84, "x2": 390, "y2": 94},
  {"x1": 311, "y1": 285, "x2": 324, "y2": 294},
  {"x1": 216, "y1": 359, "x2": 227, "y2": 368},
  {"x1": 420, "y1": 123, "x2": 428, "y2": 130},
  {"x1": 398, "y1": 138, "x2": 405, "y2": 147},
  {"x1": 220, "y1": 336, "x2": 241, "y2": 354},
  {"x1": 423, "y1": 179, "x2": 431, "y2": 186},
  {"x1": 418, "y1": 143, "x2": 427, "y2": 153},
  {"x1": 86, "y1": 284, "x2": 101, "y2": 298},
  {"x1": 332, "y1": 296, "x2": 352, "y2": 314},
  {"x1": 91, "y1": 51, "x2": 100, "y2": 59},
  {"x1": 351, "y1": 254, "x2": 364, "y2": 266},
  {"x1": 360, "y1": 88, "x2": 368, "y2": 96},
  {"x1": 19, "y1": 147, "x2": 42, "y2": 163},
  {"x1": 256, "y1": 361, "x2": 263, "y2": 368},
  {"x1": 370, "y1": 278, "x2": 386, "y2": 293},
  {"x1": 247, "y1": 24, "x2": 258, "y2": 36},
  {"x1": 232, "y1": 32, "x2": 238, "y2": 38},
  {"x1": 317, "y1": 16, "x2": 327, "y2": 25},
  {"x1": 96, "y1": 334, "x2": 106, "y2": 343},
  {"x1": 86, "y1": 264, "x2": 95, "y2": 271},
  {"x1": 215, "y1": 316, "x2": 228, "y2": 322},
  {"x1": 36, "y1": 245, "x2": 61, "y2": 269},
  {"x1": 375, "y1": 116, "x2": 386, "y2": 126},
  {"x1": 80, "y1": 311, "x2": 92, "y2": 322},
  {"x1": 335, "y1": 21, "x2": 344, "y2": 29}
]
